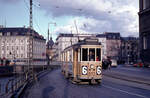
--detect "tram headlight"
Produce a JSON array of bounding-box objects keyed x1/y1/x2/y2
[
  {"x1": 90, "y1": 64, "x2": 94, "y2": 69},
  {"x1": 97, "y1": 66, "x2": 101, "y2": 75},
  {"x1": 82, "y1": 66, "x2": 88, "y2": 75}
]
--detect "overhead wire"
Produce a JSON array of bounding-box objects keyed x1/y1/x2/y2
[{"x1": 23, "y1": 0, "x2": 42, "y2": 33}]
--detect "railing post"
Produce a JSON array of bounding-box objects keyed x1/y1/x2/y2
[
  {"x1": 5, "y1": 80, "x2": 10, "y2": 94},
  {"x1": 11, "y1": 79, "x2": 14, "y2": 93},
  {"x1": 0, "y1": 83, "x2": 1, "y2": 94}
]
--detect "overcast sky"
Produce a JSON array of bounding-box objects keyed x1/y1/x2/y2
[{"x1": 0, "y1": 0, "x2": 139, "y2": 40}]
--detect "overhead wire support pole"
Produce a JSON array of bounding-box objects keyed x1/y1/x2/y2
[
  {"x1": 28, "y1": 0, "x2": 34, "y2": 80},
  {"x1": 30, "y1": 0, "x2": 33, "y2": 29}
]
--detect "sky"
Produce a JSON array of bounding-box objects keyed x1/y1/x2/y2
[{"x1": 0, "y1": 0, "x2": 139, "y2": 41}]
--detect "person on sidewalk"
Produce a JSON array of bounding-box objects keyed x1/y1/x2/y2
[{"x1": 107, "y1": 57, "x2": 112, "y2": 70}]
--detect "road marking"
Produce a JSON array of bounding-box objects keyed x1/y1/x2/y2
[
  {"x1": 118, "y1": 67, "x2": 142, "y2": 72},
  {"x1": 103, "y1": 85, "x2": 148, "y2": 98}
]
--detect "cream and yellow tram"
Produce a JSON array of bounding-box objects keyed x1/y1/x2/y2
[{"x1": 61, "y1": 38, "x2": 102, "y2": 84}]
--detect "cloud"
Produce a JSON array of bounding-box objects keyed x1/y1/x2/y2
[
  {"x1": 39, "y1": 0, "x2": 139, "y2": 37},
  {"x1": 0, "y1": 0, "x2": 19, "y2": 3}
]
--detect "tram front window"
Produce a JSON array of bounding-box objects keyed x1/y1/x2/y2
[
  {"x1": 82, "y1": 48, "x2": 88, "y2": 61},
  {"x1": 89, "y1": 48, "x2": 95, "y2": 61},
  {"x1": 96, "y1": 48, "x2": 101, "y2": 61}
]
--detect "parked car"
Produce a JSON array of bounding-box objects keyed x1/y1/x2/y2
[
  {"x1": 111, "y1": 59, "x2": 117, "y2": 67},
  {"x1": 133, "y1": 60, "x2": 143, "y2": 67}
]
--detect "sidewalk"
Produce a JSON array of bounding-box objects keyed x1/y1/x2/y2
[{"x1": 102, "y1": 68, "x2": 150, "y2": 85}]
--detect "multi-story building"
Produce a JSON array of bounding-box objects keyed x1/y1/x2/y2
[
  {"x1": 139, "y1": 0, "x2": 150, "y2": 66},
  {"x1": 120, "y1": 37, "x2": 139, "y2": 64},
  {"x1": 55, "y1": 33, "x2": 95, "y2": 61},
  {"x1": 0, "y1": 27, "x2": 46, "y2": 66},
  {"x1": 55, "y1": 32, "x2": 121, "y2": 61},
  {"x1": 105, "y1": 32, "x2": 121, "y2": 61}
]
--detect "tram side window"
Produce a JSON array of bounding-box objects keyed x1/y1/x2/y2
[
  {"x1": 89, "y1": 48, "x2": 95, "y2": 61},
  {"x1": 96, "y1": 48, "x2": 101, "y2": 61},
  {"x1": 82, "y1": 48, "x2": 88, "y2": 61}
]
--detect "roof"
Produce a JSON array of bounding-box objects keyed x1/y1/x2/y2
[
  {"x1": 0, "y1": 27, "x2": 46, "y2": 40},
  {"x1": 63, "y1": 37, "x2": 101, "y2": 51},
  {"x1": 56, "y1": 33, "x2": 95, "y2": 40},
  {"x1": 121, "y1": 37, "x2": 139, "y2": 41}
]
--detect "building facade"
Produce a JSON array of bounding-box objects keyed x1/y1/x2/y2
[
  {"x1": 105, "y1": 32, "x2": 121, "y2": 61},
  {"x1": 0, "y1": 27, "x2": 46, "y2": 66},
  {"x1": 139, "y1": 0, "x2": 150, "y2": 66},
  {"x1": 55, "y1": 33, "x2": 95, "y2": 61},
  {"x1": 55, "y1": 33, "x2": 121, "y2": 61},
  {"x1": 120, "y1": 37, "x2": 139, "y2": 64}
]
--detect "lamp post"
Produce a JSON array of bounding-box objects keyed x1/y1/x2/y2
[{"x1": 128, "y1": 54, "x2": 130, "y2": 64}]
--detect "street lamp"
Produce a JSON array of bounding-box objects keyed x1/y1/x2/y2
[{"x1": 128, "y1": 54, "x2": 130, "y2": 64}]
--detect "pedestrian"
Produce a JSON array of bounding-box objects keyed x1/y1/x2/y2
[
  {"x1": 102, "y1": 59, "x2": 108, "y2": 70},
  {"x1": 108, "y1": 58, "x2": 112, "y2": 70}
]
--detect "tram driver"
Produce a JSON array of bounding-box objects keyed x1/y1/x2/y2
[{"x1": 89, "y1": 50, "x2": 95, "y2": 61}]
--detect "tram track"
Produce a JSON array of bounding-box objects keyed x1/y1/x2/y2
[
  {"x1": 102, "y1": 71, "x2": 150, "y2": 86},
  {"x1": 21, "y1": 69, "x2": 150, "y2": 98}
]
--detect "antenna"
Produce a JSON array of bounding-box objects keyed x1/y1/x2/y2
[
  {"x1": 48, "y1": 24, "x2": 50, "y2": 49},
  {"x1": 70, "y1": 26, "x2": 73, "y2": 45},
  {"x1": 4, "y1": 19, "x2": 6, "y2": 27},
  {"x1": 30, "y1": 0, "x2": 33, "y2": 29}
]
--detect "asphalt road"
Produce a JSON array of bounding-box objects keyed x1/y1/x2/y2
[
  {"x1": 22, "y1": 68, "x2": 150, "y2": 98},
  {"x1": 113, "y1": 65, "x2": 150, "y2": 77}
]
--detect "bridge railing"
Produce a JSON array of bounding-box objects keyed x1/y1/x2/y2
[{"x1": 0, "y1": 64, "x2": 52, "y2": 97}]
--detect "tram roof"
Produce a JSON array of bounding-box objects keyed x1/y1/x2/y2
[{"x1": 63, "y1": 38, "x2": 101, "y2": 51}]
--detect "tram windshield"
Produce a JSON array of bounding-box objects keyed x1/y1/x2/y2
[
  {"x1": 96, "y1": 48, "x2": 101, "y2": 61},
  {"x1": 81, "y1": 48, "x2": 101, "y2": 61},
  {"x1": 89, "y1": 48, "x2": 95, "y2": 61},
  {"x1": 82, "y1": 48, "x2": 88, "y2": 61}
]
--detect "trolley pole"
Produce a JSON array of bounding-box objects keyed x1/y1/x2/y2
[{"x1": 74, "y1": 20, "x2": 80, "y2": 42}]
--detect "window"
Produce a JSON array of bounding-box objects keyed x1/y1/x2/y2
[
  {"x1": 89, "y1": 48, "x2": 95, "y2": 61},
  {"x1": 7, "y1": 46, "x2": 9, "y2": 50},
  {"x1": 67, "y1": 51, "x2": 70, "y2": 61},
  {"x1": 143, "y1": 36, "x2": 147, "y2": 49},
  {"x1": 143, "y1": 0, "x2": 146, "y2": 9},
  {"x1": 96, "y1": 48, "x2": 101, "y2": 61},
  {"x1": 7, "y1": 32, "x2": 11, "y2": 36},
  {"x1": 143, "y1": 0, "x2": 150, "y2": 10},
  {"x1": 21, "y1": 54, "x2": 24, "y2": 58},
  {"x1": 82, "y1": 48, "x2": 88, "y2": 61},
  {"x1": 2, "y1": 46, "x2": 5, "y2": 50},
  {"x1": 0, "y1": 32, "x2": 2, "y2": 36},
  {"x1": 16, "y1": 46, "x2": 19, "y2": 50}
]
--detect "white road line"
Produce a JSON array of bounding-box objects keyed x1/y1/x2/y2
[
  {"x1": 103, "y1": 85, "x2": 148, "y2": 98},
  {"x1": 118, "y1": 67, "x2": 141, "y2": 72}
]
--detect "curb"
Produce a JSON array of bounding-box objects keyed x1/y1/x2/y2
[{"x1": 103, "y1": 72, "x2": 150, "y2": 85}]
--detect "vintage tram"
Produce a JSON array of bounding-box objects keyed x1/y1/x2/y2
[{"x1": 61, "y1": 38, "x2": 102, "y2": 84}]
